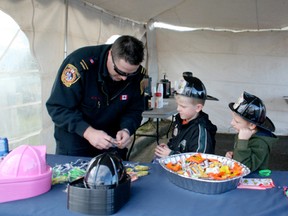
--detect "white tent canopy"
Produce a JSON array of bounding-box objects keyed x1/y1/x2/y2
[
  {"x1": 0, "y1": 0, "x2": 287, "y2": 153},
  {"x1": 85, "y1": 0, "x2": 288, "y2": 30}
]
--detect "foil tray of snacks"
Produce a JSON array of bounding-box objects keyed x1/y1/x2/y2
[{"x1": 159, "y1": 152, "x2": 250, "y2": 194}]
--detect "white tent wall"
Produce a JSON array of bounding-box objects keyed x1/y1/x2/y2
[
  {"x1": 1, "y1": 0, "x2": 66, "y2": 153},
  {"x1": 156, "y1": 29, "x2": 288, "y2": 135},
  {"x1": 146, "y1": 20, "x2": 159, "y2": 88},
  {"x1": 1, "y1": 0, "x2": 146, "y2": 153}
]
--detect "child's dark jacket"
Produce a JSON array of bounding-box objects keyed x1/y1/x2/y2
[{"x1": 168, "y1": 111, "x2": 217, "y2": 155}]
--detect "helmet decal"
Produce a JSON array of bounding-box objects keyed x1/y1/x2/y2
[
  {"x1": 176, "y1": 72, "x2": 207, "y2": 100},
  {"x1": 233, "y1": 93, "x2": 245, "y2": 110}
]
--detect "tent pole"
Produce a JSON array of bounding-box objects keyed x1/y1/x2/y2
[{"x1": 64, "y1": 0, "x2": 69, "y2": 59}]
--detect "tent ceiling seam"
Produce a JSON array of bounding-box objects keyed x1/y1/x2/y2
[
  {"x1": 150, "y1": 0, "x2": 186, "y2": 23},
  {"x1": 154, "y1": 21, "x2": 288, "y2": 33},
  {"x1": 81, "y1": 0, "x2": 145, "y2": 26}
]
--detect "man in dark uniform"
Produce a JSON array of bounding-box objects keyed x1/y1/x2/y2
[{"x1": 46, "y1": 35, "x2": 146, "y2": 160}]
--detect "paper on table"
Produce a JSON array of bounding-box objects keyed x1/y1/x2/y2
[{"x1": 237, "y1": 178, "x2": 275, "y2": 190}]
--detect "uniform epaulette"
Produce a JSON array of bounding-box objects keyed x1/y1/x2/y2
[
  {"x1": 140, "y1": 67, "x2": 147, "y2": 76},
  {"x1": 79, "y1": 58, "x2": 95, "y2": 70}
]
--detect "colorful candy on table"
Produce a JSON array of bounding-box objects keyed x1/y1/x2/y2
[
  {"x1": 283, "y1": 186, "x2": 288, "y2": 198},
  {"x1": 52, "y1": 159, "x2": 89, "y2": 185},
  {"x1": 237, "y1": 178, "x2": 275, "y2": 190},
  {"x1": 52, "y1": 160, "x2": 149, "y2": 185},
  {"x1": 125, "y1": 164, "x2": 149, "y2": 181},
  {"x1": 165, "y1": 153, "x2": 243, "y2": 180}
]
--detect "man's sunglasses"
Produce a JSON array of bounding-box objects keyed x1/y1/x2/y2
[{"x1": 111, "y1": 52, "x2": 140, "y2": 77}]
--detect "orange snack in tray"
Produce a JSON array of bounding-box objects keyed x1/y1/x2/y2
[
  {"x1": 208, "y1": 158, "x2": 219, "y2": 163},
  {"x1": 230, "y1": 162, "x2": 243, "y2": 177},
  {"x1": 186, "y1": 153, "x2": 205, "y2": 164},
  {"x1": 208, "y1": 172, "x2": 226, "y2": 180},
  {"x1": 208, "y1": 162, "x2": 243, "y2": 180},
  {"x1": 166, "y1": 162, "x2": 182, "y2": 172}
]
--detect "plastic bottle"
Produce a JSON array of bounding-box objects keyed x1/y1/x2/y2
[
  {"x1": 155, "y1": 92, "x2": 162, "y2": 108},
  {"x1": 150, "y1": 86, "x2": 156, "y2": 108},
  {"x1": 156, "y1": 83, "x2": 164, "y2": 108},
  {"x1": 0, "y1": 137, "x2": 9, "y2": 158}
]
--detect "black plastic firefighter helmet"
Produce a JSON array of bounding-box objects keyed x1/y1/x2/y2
[
  {"x1": 84, "y1": 152, "x2": 126, "y2": 189},
  {"x1": 68, "y1": 151, "x2": 131, "y2": 215},
  {"x1": 175, "y1": 72, "x2": 218, "y2": 101},
  {"x1": 229, "y1": 91, "x2": 275, "y2": 132}
]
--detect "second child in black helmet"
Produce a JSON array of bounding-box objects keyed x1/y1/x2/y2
[
  {"x1": 154, "y1": 72, "x2": 218, "y2": 159},
  {"x1": 225, "y1": 91, "x2": 278, "y2": 172}
]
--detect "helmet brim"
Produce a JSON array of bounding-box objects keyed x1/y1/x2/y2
[
  {"x1": 207, "y1": 95, "x2": 219, "y2": 101},
  {"x1": 175, "y1": 92, "x2": 219, "y2": 101}
]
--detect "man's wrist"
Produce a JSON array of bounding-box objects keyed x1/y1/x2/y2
[{"x1": 122, "y1": 128, "x2": 130, "y2": 136}]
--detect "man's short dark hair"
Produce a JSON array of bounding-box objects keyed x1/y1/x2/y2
[{"x1": 111, "y1": 35, "x2": 144, "y2": 65}]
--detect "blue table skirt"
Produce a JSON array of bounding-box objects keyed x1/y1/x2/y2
[{"x1": 1, "y1": 154, "x2": 287, "y2": 216}]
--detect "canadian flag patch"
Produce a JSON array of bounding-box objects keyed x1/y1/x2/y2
[{"x1": 120, "y1": 95, "x2": 128, "y2": 100}]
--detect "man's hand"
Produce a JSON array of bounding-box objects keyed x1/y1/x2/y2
[
  {"x1": 115, "y1": 129, "x2": 131, "y2": 149},
  {"x1": 83, "y1": 126, "x2": 117, "y2": 149}
]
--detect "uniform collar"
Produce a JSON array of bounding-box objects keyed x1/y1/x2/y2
[{"x1": 97, "y1": 45, "x2": 111, "y2": 83}]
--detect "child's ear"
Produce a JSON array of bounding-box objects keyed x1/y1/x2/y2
[
  {"x1": 249, "y1": 123, "x2": 257, "y2": 130},
  {"x1": 196, "y1": 104, "x2": 203, "y2": 112}
]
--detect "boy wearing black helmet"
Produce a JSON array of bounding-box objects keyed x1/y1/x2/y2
[
  {"x1": 225, "y1": 91, "x2": 278, "y2": 172},
  {"x1": 154, "y1": 72, "x2": 218, "y2": 159}
]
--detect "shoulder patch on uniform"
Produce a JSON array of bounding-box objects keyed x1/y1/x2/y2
[{"x1": 61, "y1": 64, "x2": 80, "y2": 87}]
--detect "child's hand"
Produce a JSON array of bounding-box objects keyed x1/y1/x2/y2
[
  {"x1": 238, "y1": 128, "x2": 256, "y2": 140},
  {"x1": 225, "y1": 151, "x2": 233, "y2": 159},
  {"x1": 154, "y1": 143, "x2": 171, "y2": 158}
]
